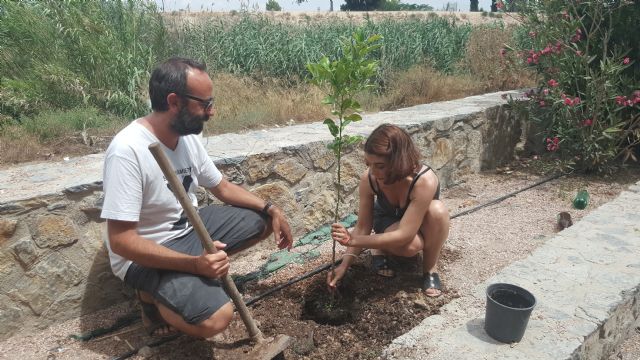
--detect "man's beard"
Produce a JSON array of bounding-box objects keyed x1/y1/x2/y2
[{"x1": 170, "y1": 106, "x2": 208, "y2": 136}]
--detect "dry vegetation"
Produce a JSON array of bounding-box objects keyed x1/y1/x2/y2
[{"x1": 164, "y1": 10, "x2": 520, "y2": 27}]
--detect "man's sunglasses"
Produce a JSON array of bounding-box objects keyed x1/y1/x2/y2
[{"x1": 180, "y1": 93, "x2": 214, "y2": 111}]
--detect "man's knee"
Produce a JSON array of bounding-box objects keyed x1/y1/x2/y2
[{"x1": 197, "y1": 302, "x2": 234, "y2": 338}]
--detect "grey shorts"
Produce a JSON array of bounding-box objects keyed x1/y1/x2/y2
[{"x1": 124, "y1": 205, "x2": 268, "y2": 325}]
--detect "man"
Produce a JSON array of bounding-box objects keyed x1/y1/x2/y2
[{"x1": 101, "y1": 57, "x2": 293, "y2": 338}]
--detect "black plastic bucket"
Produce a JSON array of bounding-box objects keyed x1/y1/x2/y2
[{"x1": 484, "y1": 283, "x2": 536, "y2": 343}]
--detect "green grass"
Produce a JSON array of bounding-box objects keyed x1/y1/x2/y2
[
  {"x1": 13, "y1": 107, "x2": 125, "y2": 142},
  {"x1": 0, "y1": 0, "x2": 167, "y2": 119},
  {"x1": 172, "y1": 14, "x2": 473, "y2": 80},
  {"x1": 1, "y1": 1, "x2": 485, "y2": 122}
]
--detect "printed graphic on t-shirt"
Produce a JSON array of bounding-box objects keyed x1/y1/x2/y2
[{"x1": 164, "y1": 166, "x2": 194, "y2": 231}]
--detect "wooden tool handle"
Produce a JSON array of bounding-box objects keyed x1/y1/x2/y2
[
  {"x1": 149, "y1": 143, "x2": 217, "y2": 254},
  {"x1": 148, "y1": 142, "x2": 263, "y2": 341}
]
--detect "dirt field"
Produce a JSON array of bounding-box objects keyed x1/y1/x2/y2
[{"x1": 163, "y1": 10, "x2": 521, "y2": 27}]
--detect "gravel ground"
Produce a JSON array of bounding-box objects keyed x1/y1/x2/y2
[{"x1": 1, "y1": 161, "x2": 639, "y2": 360}]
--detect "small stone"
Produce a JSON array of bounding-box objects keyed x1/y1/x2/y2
[
  {"x1": 413, "y1": 299, "x2": 429, "y2": 310},
  {"x1": 138, "y1": 346, "x2": 154, "y2": 357},
  {"x1": 11, "y1": 237, "x2": 39, "y2": 268},
  {"x1": 32, "y1": 215, "x2": 79, "y2": 249},
  {"x1": 0, "y1": 203, "x2": 24, "y2": 214},
  {"x1": 0, "y1": 219, "x2": 18, "y2": 244},
  {"x1": 47, "y1": 202, "x2": 68, "y2": 211},
  {"x1": 274, "y1": 158, "x2": 308, "y2": 184}
]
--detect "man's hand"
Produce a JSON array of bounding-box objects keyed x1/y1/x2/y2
[
  {"x1": 269, "y1": 207, "x2": 293, "y2": 250},
  {"x1": 194, "y1": 241, "x2": 229, "y2": 278}
]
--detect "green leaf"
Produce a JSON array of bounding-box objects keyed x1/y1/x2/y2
[
  {"x1": 327, "y1": 138, "x2": 341, "y2": 156},
  {"x1": 344, "y1": 113, "x2": 362, "y2": 122},
  {"x1": 322, "y1": 96, "x2": 335, "y2": 105},
  {"x1": 323, "y1": 119, "x2": 338, "y2": 137}
]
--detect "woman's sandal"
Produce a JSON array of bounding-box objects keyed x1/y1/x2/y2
[
  {"x1": 371, "y1": 255, "x2": 395, "y2": 278},
  {"x1": 422, "y1": 272, "x2": 443, "y2": 298},
  {"x1": 137, "y1": 292, "x2": 176, "y2": 337}
]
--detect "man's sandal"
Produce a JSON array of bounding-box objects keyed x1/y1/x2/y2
[
  {"x1": 422, "y1": 272, "x2": 443, "y2": 298},
  {"x1": 137, "y1": 292, "x2": 176, "y2": 337},
  {"x1": 371, "y1": 255, "x2": 395, "y2": 278}
]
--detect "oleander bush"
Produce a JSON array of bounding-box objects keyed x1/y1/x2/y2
[{"x1": 502, "y1": 0, "x2": 640, "y2": 173}]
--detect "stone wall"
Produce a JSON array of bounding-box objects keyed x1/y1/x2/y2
[{"x1": 0, "y1": 91, "x2": 524, "y2": 340}]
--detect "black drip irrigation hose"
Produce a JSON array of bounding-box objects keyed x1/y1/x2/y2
[
  {"x1": 450, "y1": 172, "x2": 565, "y2": 219},
  {"x1": 108, "y1": 172, "x2": 565, "y2": 359}
]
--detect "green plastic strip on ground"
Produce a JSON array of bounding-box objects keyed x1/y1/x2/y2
[{"x1": 233, "y1": 214, "x2": 358, "y2": 284}]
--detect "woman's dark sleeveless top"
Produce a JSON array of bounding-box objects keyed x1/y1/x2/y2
[{"x1": 369, "y1": 165, "x2": 440, "y2": 221}]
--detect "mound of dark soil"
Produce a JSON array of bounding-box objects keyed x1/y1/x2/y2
[{"x1": 140, "y1": 254, "x2": 457, "y2": 359}]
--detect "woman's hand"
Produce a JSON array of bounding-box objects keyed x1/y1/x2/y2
[
  {"x1": 331, "y1": 223, "x2": 352, "y2": 246},
  {"x1": 326, "y1": 263, "x2": 348, "y2": 291}
]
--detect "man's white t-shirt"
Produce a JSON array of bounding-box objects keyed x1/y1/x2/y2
[{"x1": 101, "y1": 120, "x2": 223, "y2": 280}]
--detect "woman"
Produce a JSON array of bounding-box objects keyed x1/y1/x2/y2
[{"x1": 327, "y1": 124, "x2": 450, "y2": 297}]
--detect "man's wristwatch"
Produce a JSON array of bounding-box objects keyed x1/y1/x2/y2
[{"x1": 261, "y1": 201, "x2": 273, "y2": 216}]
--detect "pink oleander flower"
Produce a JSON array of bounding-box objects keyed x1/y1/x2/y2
[
  {"x1": 539, "y1": 100, "x2": 546, "y2": 107},
  {"x1": 532, "y1": 53, "x2": 539, "y2": 64},
  {"x1": 561, "y1": 94, "x2": 581, "y2": 106},
  {"x1": 548, "y1": 79, "x2": 559, "y2": 87},
  {"x1": 616, "y1": 95, "x2": 628, "y2": 106},
  {"x1": 623, "y1": 57, "x2": 630, "y2": 65},
  {"x1": 633, "y1": 91, "x2": 640, "y2": 104},
  {"x1": 496, "y1": 1, "x2": 504, "y2": 10},
  {"x1": 582, "y1": 119, "x2": 593, "y2": 127},
  {"x1": 543, "y1": 88, "x2": 550, "y2": 96},
  {"x1": 555, "y1": 41, "x2": 563, "y2": 53},
  {"x1": 546, "y1": 137, "x2": 560, "y2": 152}
]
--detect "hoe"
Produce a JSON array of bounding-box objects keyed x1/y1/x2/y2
[{"x1": 149, "y1": 143, "x2": 292, "y2": 359}]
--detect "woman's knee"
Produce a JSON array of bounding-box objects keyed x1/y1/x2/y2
[
  {"x1": 427, "y1": 200, "x2": 450, "y2": 225},
  {"x1": 198, "y1": 302, "x2": 234, "y2": 338},
  {"x1": 395, "y1": 237, "x2": 423, "y2": 257}
]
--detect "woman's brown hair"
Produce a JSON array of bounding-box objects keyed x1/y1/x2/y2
[{"x1": 364, "y1": 124, "x2": 421, "y2": 184}]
